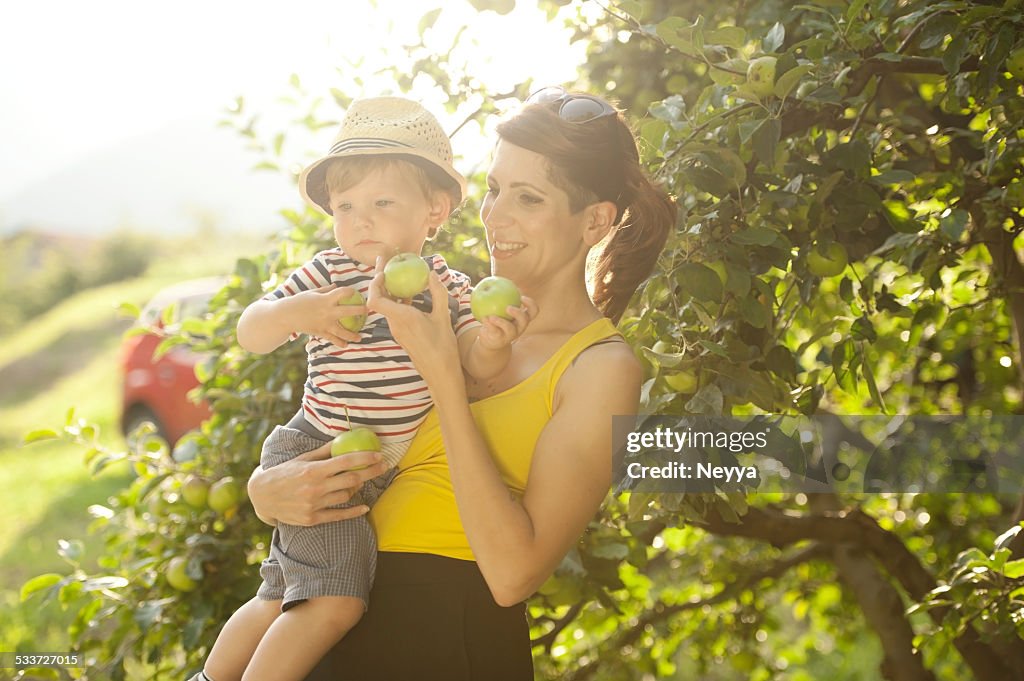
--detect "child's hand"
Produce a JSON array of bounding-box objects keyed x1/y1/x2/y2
[
  {"x1": 476, "y1": 296, "x2": 537, "y2": 352},
  {"x1": 288, "y1": 285, "x2": 365, "y2": 348}
]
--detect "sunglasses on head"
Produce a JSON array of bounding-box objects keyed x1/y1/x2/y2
[{"x1": 525, "y1": 86, "x2": 617, "y2": 124}]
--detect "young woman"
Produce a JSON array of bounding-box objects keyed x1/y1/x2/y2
[{"x1": 245, "y1": 87, "x2": 677, "y2": 680}]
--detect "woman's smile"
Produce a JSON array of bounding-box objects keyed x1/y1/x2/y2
[{"x1": 491, "y1": 239, "x2": 527, "y2": 258}]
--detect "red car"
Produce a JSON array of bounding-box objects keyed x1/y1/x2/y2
[{"x1": 119, "y1": 277, "x2": 225, "y2": 446}]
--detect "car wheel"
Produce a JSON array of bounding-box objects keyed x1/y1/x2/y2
[{"x1": 122, "y1": 404, "x2": 170, "y2": 445}]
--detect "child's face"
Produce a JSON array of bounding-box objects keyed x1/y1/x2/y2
[{"x1": 328, "y1": 163, "x2": 442, "y2": 265}]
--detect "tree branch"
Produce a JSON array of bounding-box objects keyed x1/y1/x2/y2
[
  {"x1": 696, "y1": 505, "x2": 1022, "y2": 680},
  {"x1": 564, "y1": 544, "x2": 829, "y2": 681}
]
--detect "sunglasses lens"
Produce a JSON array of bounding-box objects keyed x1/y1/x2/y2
[
  {"x1": 526, "y1": 86, "x2": 566, "y2": 104},
  {"x1": 559, "y1": 97, "x2": 612, "y2": 123}
]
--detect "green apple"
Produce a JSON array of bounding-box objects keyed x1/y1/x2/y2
[
  {"x1": 180, "y1": 475, "x2": 209, "y2": 509},
  {"x1": 207, "y1": 476, "x2": 242, "y2": 514},
  {"x1": 332, "y1": 427, "x2": 382, "y2": 470},
  {"x1": 470, "y1": 276, "x2": 522, "y2": 320},
  {"x1": 166, "y1": 556, "x2": 198, "y2": 592},
  {"x1": 664, "y1": 370, "x2": 699, "y2": 393},
  {"x1": 746, "y1": 56, "x2": 778, "y2": 97},
  {"x1": 337, "y1": 289, "x2": 366, "y2": 332},
  {"x1": 1007, "y1": 47, "x2": 1024, "y2": 80},
  {"x1": 383, "y1": 253, "x2": 430, "y2": 299},
  {"x1": 806, "y1": 242, "x2": 849, "y2": 277}
]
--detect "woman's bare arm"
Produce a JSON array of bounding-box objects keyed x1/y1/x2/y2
[{"x1": 433, "y1": 343, "x2": 641, "y2": 605}]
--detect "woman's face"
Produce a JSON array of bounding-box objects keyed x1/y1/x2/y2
[{"x1": 480, "y1": 141, "x2": 590, "y2": 286}]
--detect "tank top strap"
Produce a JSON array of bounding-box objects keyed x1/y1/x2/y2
[{"x1": 543, "y1": 318, "x2": 623, "y2": 401}]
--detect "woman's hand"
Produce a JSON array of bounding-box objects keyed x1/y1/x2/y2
[
  {"x1": 247, "y1": 441, "x2": 389, "y2": 527},
  {"x1": 366, "y1": 257, "x2": 462, "y2": 388}
]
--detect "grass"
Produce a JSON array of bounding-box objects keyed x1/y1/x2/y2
[{"x1": 0, "y1": 231, "x2": 266, "y2": 660}]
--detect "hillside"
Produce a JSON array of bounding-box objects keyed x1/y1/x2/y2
[{"x1": 0, "y1": 233, "x2": 264, "y2": 654}]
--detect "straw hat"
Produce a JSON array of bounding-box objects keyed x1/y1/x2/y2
[{"x1": 298, "y1": 97, "x2": 467, "y2": 215}]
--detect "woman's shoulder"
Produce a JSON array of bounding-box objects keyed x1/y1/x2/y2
[{"x1": 556, "y1": 330, "x2": 642, "y2": 403}]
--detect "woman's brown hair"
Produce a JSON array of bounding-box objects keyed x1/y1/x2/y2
[{"x1": 495, "y1": 99, "x2": 677, "y2": 323}]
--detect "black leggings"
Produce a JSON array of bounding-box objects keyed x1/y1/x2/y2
[{"x1": 303, "y1": 552, "x2": 534, "y2": 681}]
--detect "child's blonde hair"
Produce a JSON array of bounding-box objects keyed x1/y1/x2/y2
[{"x1": 324, "y1": 156, "x2": 458, "y2": 207}]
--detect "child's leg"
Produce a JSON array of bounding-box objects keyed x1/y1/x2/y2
[
  {"x1": 203, "y1": 597, "x2": 283, "y2": 681},
  {"x1": 240, "y1": 596, "x2": 364, "y2": 681}
]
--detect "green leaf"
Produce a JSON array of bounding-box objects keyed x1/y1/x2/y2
[
  {"x1": 737, "y1": 295, "x2": 771, "y2": 328},
  {"x1": 418, "y1": 7, "x2": 442, "y2": 34},
  {"x1": 677, "y1": 262, "x2": 724, "y2": 303},
  {"x1": 1003, "y1": 559, "x2": 1024, "y2": 579},
  {"x1": 731, "y1": 227, "x2": 779, "y2": 246},
  {"x1": 871, "y1": 169, "x2": 916, "y2": 185},
  {"x1": 21, "y1": 573, "x2": 64, "y2": 601},
  {"x1": 883, "y1": 200, "x2": 920, "y2": 233},
  {"x1": 23, "y1": 429, "x2": 58, "y2": 444},
  {"x1": 994, "y1": 524, "x2": 1023, "y2": 551},
  {"x1": 773, "y1": 65, "x2": 812, "y2": 99},
  {"x1": 862, "y1": 361, "x2": 886, "y2": 411},
  {"x1": 943, "y1": 32, "x2": 970, "y2": 74},
  {"x1": 763, "y1": 22, "x2": 785, "y2": 53},
  {"x1": 705, "y1": 26, "x2": 746, "y2": 49},
  {"x1": 752, "y1": 118, "x2": 781, "y2": 168},
  {"x1": 116, "y1": 302, "x2": 141, "y2": 319},
  {"x1": 766, "y1": 346, "x2": 798, "y2": 380},
  {"x1": 656, "y1": 17, "x2": 701, "y2": 56},
  {"x1": 592, "y1": 542, "x2": 630, "y2": 560},
  {"x1": 846, "y1": 0, "x2": 869, "y2": 21},
  {"x1": 686, "y1": 384, "x2": 725, "y2": 414},
  {"x1": 698, "y1": 340, "x2": 730, "y2": 358},
  {"x1": 939, "y1": 208, "x2": 968, "y2": 242},
  {"x1": 851, "y1": 316, "x2": 877, "y2": 343}
]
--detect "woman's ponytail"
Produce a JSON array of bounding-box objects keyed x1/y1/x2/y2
[{"x1": 591, "y1": 169, "x2": 676, "y2": 323}]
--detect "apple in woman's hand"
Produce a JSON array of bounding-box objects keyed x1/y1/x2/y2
[
  {"x1": 332, "y1": 428, "x2": 381, "y2": 471},
  {"x1": 338, "y1": 289, "x2": 366, "y2": 332},
  {"x1": 384, "y1": 253, "x2": 431, "y2": 299},
  {"x1": 471, "y1": 276, "x2": 522, "y2": 320}
]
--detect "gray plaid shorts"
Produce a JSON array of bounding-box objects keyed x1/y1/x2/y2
[{"x1": 255, "y1": 425, "x2": 397, "y2": 610}]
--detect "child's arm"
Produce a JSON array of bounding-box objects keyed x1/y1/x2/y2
[
  {"x1": 458, "y1": 300, "x2": 536, "y2": 381},
  {"x1": 237, "y1": 285, "x2": 364, "y2": 354}
]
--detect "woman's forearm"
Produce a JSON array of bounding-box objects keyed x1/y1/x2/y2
[{"x1": 431, "y1": 378, "x2": 544, "y2": 605}]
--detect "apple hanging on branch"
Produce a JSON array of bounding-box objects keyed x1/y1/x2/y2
[{"x1": 746, "y1": 56, "x2": 778, "y2": 97}]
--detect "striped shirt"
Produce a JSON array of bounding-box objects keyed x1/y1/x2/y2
[{"x1": 264, "y1": 248, "x2": 478, "y2": 443}]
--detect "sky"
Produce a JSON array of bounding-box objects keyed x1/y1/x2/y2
[{"x1": 0, "y1": 0, "x2": 588, "y2": 233}]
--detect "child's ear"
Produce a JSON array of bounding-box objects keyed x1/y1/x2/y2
[
  {"x1": 428, "y1": 190, "x2": 452, "y2": 222},
  {"x1": 425, "y1": 191, "x2": 452, "y2": 239},
  {"x1": 583, "y1": 200, "x2": 617, "y2": 247}
]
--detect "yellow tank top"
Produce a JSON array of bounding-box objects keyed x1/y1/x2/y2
[{"x1": 371, "y1": 317, "x2": 620, "y2": 561}]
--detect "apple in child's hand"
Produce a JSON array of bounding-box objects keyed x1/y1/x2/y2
[
  {"x1": 331, "y1": 428, "x2": 381, "y2": 471},
  {"x1": 337, "y1": 289, "x2": 366, "y2": 332},
  {"x1": 383, "y1": 253, "x2": 430, "y2": 299},
  {"x1": 471, "y1": 276, "x2": 522, "y2": 320}
]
